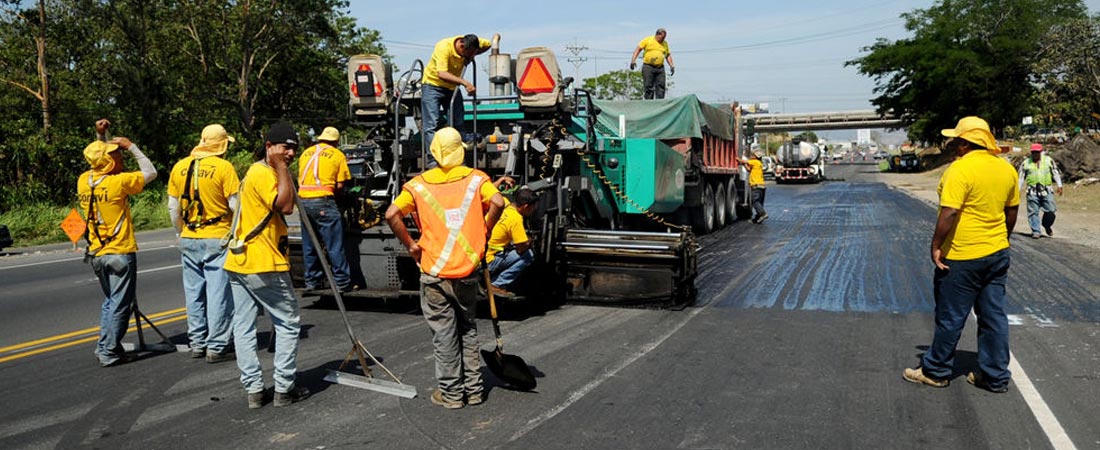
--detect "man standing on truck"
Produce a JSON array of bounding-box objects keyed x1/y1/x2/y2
[
  {"x1": 225, "y1": 122, "x2": 310, "y2": 409},
  {"x1": 167, "y1": 124, "x2": 241, "y2": 362},
  {"x1": 384, "y1": 127, "x2": 505, "y2": 409},
  {"x1": 630, "y1": 28, "x2": 675, "y2": 100},
  {"x1": 78, "y1": 119, "x2": 158, "y2": 367},
  {"x1": 904, "y1": 116, "x2": 1019, "y2": 394},
  {"x1": 742, "y1": 152, "x2": 768, "y2": 223},
  {"x1": 297, "y1": 126, "x2": 353, "y2": 291},
  {"x1": 421, "y1": 33, "x2": 501, "y2": 163},
  {"x1": 487, "y1": 187, "x2": 539, "y2": 296},
  {"x1": 1017, "y1": 143, "x2": 1063, "y2": 239}
]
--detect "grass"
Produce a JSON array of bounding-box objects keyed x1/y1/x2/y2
[{"x1": 0, "y1": 188, "x2": 170, "y2": 247}]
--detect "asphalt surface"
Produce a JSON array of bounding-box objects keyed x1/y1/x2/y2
[{"x1": 1, "y1": 164, "x2": 1097, "y2": 450}]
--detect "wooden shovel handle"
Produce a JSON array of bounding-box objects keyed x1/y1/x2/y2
[{"x1": 482, "y1": 265, "x2": 498, "y2": 320}]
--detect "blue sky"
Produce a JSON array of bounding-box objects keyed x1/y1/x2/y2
[{"x1": 353, "y1": 1, "x2": 1100, "y2": 139}]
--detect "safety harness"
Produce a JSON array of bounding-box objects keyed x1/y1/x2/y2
[
  {"x1": 298, "y1": 143, "x2": 336, "y2": 195},
  {"x1": 83, "y1": 174, "x2": 125, "y2": 261},
  {"x1": 180, "y1": 157, "x2": 226, "y2": 230}
]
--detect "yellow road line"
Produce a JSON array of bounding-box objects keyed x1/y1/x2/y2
[
  {"x1": 0, "y1": 307, "x2": 186, "y2": 354},
  {"x1": 0, "y1": 315, "x2": 188, "y2": 364}
]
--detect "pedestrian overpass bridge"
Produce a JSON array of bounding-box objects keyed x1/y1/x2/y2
[{"x1": 748, "y1": 110, "x2": 903, "y2": 132}]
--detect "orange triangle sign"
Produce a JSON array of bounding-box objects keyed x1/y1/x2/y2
[{"x1": 518, "y1": 58, "x2": 555, "y2": 94}]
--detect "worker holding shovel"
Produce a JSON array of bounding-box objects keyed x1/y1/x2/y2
[{"x1": 385, "y1": 127, "x2": 505, "y2": 409}]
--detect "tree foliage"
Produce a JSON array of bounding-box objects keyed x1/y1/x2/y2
[
  {"x1": 847, "y1": 0, "x2": 1087, "y2": 144},
  {"x1": 793, "y1": 131, "x2": 819, "y2": 143},
  {"x1": 0, "y1": 0, "x2": 386, "y2": 211},
  {"x1": 582, "y1": 69, "x2": 644, "y2": 100},
  {"x1": 1032, "y1": 15, "x2": 1100, "y2": 129}
]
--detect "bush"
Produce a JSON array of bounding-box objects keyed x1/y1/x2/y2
[{"x1": 0, "y1": 185, "x2": 170, "y2": 247}]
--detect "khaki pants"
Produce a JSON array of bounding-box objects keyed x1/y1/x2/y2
[{"x1": 420, "y1": 273, "x2": 483, "y2": 401}]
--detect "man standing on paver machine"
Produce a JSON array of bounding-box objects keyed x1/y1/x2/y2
[
  {"x1": 421, "y1": 32, "x2": 500, "y2": 163},
  {"x1": 630, "y1": 28, "x2": 675, "y2": 100},
  {"x1": 904, "y1": 116, "x2": 1019, "y2": 394}
]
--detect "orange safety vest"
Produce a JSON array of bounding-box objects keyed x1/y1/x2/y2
[
  {"x1": 406, "y1": 171, "x2": 489, "y2": 278},
  {"x1": 298, "y1": 143, "x2": 337, "y2": 195}
]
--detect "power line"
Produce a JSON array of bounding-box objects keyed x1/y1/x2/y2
[{"x1": 563, "y1": 38, "x2": 589, "y2": 79}]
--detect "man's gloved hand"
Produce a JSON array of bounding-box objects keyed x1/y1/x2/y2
[
  {"x1": 629, "y1": 62, "x2": 636, "y2": 71},
  {"x1": 670, "y1": 66, "x2": 676, "y2": 76}
]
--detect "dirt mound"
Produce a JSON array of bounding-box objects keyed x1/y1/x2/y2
[{"x1": 1049, "y1": 134, "x2": 1100, "y2": 182}]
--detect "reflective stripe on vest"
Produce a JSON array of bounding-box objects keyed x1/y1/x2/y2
[
  {"x1": 1024, "y1": 156, "x2": 1054, "y2": 186},
  {"x1": 298, "y1": 144, "x2": 336, "y2": 194},
  {"x1": 407, "y1": 173, "x2": 487, "y2": 278}
]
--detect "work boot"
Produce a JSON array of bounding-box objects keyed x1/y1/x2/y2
[
  {"x1": 247, "y1": 390, "x2": 265, "y2": 409},
  {"x1": 967, "y1": 372, "x2": 1009, "y2": 393},
  {"x1": 190, "y1": 347, "x2": 206, "y2": 359},
  {"x1": 489, "y1": 284, "x2": 514, "y2": 297},
  {"x1": 755, "y1": 212, "x2": 769, "y2": 224},
  {"x1": 1031, "y1": 232, "x2": 1041, "y2": 239},
  {"x1": 466, "y1": 391, "x2": 485, "y2": 406},
  {"x1": 99, "y1": 353, "x2": 134, "y2": 368},
  {"x1": 1044, "y1": 225, "x2": 1054, "y2": 237},
  {"x1": 205, "y1": 351, "x2": 236, "y2": 364},
  {"x1": 431, "y1": 389, "x2": 464, "y2": 409},
  {"x1": 274, "y1": 385, "x2": 311, "y2": 407},
  {"x1": 902, "y1": 366, "x2": 949, "y2": 388}
]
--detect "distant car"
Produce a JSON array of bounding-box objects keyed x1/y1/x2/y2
[
  {"x1": 760, "y1": 156, "x2": 776, "y2": 177},
  {"x1": 872, "y1": 151, "x2": 889, "y2": 160},
  {"x1": 0, "y1": 225, "x2": 13, "y2": 251}
]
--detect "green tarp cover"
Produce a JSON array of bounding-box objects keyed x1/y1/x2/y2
[{"x1": 592, "y1": 94, "x2": 735, "y2": 140}]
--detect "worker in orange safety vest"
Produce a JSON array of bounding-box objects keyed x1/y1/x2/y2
[{"x1": 384, "y1": 127, "x2": 504, "y2": 409}]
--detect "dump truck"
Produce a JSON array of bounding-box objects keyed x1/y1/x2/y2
[
  {"x1": 775, "y1": 140, "x2": 825, "y2": 183},
  {"x1": 290, "y1": 45, "x2": 749, "y2": 307}
]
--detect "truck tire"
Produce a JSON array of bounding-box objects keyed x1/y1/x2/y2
[
  {"x1": 691, "y1": 183, "x2": 716, "y2": 234},
  {"x1": 725, "y1": 180, "x2": 738, "y2": 224},
  {"x1": 713, "y1": 181, "x2": 727, "y2": 229}
]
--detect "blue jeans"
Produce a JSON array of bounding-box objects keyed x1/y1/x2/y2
[
  {"x1": 179, "y1": 237, "x2": 233, "y2": 353},
  {"x1": 921, "y1": 249, "x2": 1011, "y2": 388},
  {"x1": 1026, "y1": 191, "x2": 1057, "y2": 234},
  {"x1": 488, "y1": 249, "x2": 533, "y2": 289},
  {"x1": 751, "y1": 187, "x2": 767, "y2": 218},
  {"x1": 90, "y1": 253, "x2": 137, "y2": 365},
  {"x1": 229, "y1": 271, "x2": 301, "y2": 394},
  {"x1": 300, "y1": 197, "x2": 351, "y2": 290},
  {"x1": 421, "y1": 84, "x2": 464, "y2": 161}
]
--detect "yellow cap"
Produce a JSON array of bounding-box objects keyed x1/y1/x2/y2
[
  {"x1": 83, "y1": 141, "x2": 120, "y2": 174},
  {"x1": 191, "y1": 124, "x2": 235, "y2": 158},
  {"x1": 318, "y1": 126, "x2": 340, "y2": 142},
  {"x1": 430, "y1": 127, "x2": 468, "y2": 169},
  {"x1": 941, "y1": 116, "x2": 998, "y2": 153}
]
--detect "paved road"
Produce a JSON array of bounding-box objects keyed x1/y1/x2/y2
[{"x1": 1, "y1": 165, "x2": 1097, "y2": 450}]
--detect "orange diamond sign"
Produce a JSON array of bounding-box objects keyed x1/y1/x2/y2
[{"x1": 60, "y1": 208, "x2": 86, "y2": 244}]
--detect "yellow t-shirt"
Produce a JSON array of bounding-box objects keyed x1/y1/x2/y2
[
  {"x1": 422, "y1": 35, "x2": 492, "y2": 90},
  {"x1": 637, "y1": 36, "x2": 670, "y2": 67},
  {"x1": 393, "y1": 166, "x2": 500, "y2": 215},
  {"x1": 224, "y1": 162, "x2": 289, "y2": 274},
  {"x1": 746, "y1": 159, "x2": 765, "y2": 187},
  {"x1": 938, "y1": 151, "x2": 1020, "y2": 261},
  {"x1": 297, "y1": 143, "x2": 351, "y2": 199},
  {"x1": 77, "y1": 170, "x2": 146, "y2": 255},
  {"x1": 167, "y1": 156, "x2": 241, "y2": 239},
  {"x1": 486, "y1": 205, "x2": 528, "y2": 263}
]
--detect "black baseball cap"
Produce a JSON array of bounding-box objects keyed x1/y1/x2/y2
[{"x1": 265, "y1": 122, "x2": 298, "y2": 147}]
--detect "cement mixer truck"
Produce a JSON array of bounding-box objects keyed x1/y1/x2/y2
[{"x1": 775, "y1": 140, "x2": 825, "y2": 183}]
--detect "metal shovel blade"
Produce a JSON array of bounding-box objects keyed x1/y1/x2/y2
[{"x1": 481, "y1": 348, "x2": 537, "y2": 391}]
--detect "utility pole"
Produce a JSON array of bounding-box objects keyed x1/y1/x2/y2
[{"x1": 563, "y1": 38, "x2": 589, "y2": 81}]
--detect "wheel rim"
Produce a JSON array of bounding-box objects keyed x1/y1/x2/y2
[
  {"x1": 703, "y1": 183, "x2": 715, "y2": 232},
  {"x1": 714, "y1": 182, "x2": 727, "y2": 228},
  {"x1": 726, "y1": 181, "x2": 737, "y2": 223}
]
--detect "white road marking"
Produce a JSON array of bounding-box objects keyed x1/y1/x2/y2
[
  {"x1": 80, "y1": 264, "x2": 182, "y2": 283},
  {"x1": 508, "y1": 304, "x2": 707, "y2": 443},
  {"x1": 1008, "y1": 352, "x2": 1078, "y2": 450},
  {"x1": 974, "y1": 311, "x2": 1077, "y2": 450},
  {"x1": 0, "y1": 245, "x2": 178, "y2": 271}
]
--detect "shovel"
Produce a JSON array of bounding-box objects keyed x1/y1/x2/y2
[{"x1": 480, "y1": 266, "x2": 537, "y2": 391}]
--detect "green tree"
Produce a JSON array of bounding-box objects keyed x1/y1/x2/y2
[
  {"x1": 582, "y1": 69, "x2": 644, "y2": 100},
  {"x1": 1032, "y1": 15, "x2": 1100, "y2": 129},
  {"x1": 847, "y1": 0, "x2": 1087, "y2": 144},
  {"x1": 793, "y1": 131, "x2": 818, "y2": 143}
]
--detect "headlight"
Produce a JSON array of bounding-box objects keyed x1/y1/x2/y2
[{"x1": 808, "y1": 166, "x2": 817, "y2": 174}]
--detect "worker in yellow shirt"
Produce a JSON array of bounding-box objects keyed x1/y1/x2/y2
[
  {"x1": 486, "y1": 187, "x2": 539, "y2": 296},
  {"x1": 904, "y1": 116, "x2": 1019, "y2": 394},
  {"x1": 385, "y1": 127, "x2": 504, "y2": 409},
  {"x1": 225, "y1": 122, "x2": 310, "y2": 409},
  {"x1": 421, "y1": 32, "x2": 501, "y2": 164},
  {"x1": 78, "y1": 119, "x2": 158, "y2": 367},
  {"x1": 629, "y1": 28, "x2": 675, "y2": 99},
  {"x1": 741, "y1": 152, "x2": 768, "y2": 223},
  {"x1": 167, "y1": 124, "x2": 241, "y2": 362},
  {"x1": 297, "y1": 126, "x2": 353, "y2": 291}
]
